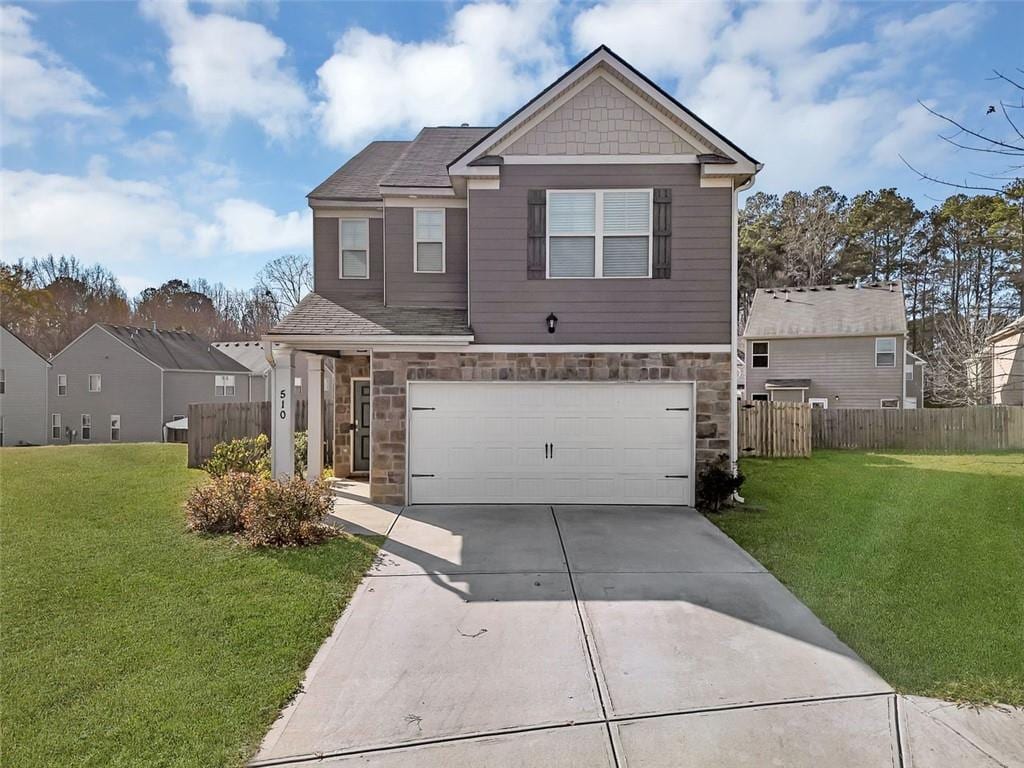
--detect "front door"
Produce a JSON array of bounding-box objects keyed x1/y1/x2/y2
[{"x1": 353, "y1": 380, "x2": 370, "y2": 473}]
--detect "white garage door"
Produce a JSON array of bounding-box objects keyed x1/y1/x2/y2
[{"x1": 408, "y1": 382, "x2": 693, "y2": 505}]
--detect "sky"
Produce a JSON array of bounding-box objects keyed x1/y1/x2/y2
[{"x1": 1, "y1": 0, "x2": 1021, "y2": 298}]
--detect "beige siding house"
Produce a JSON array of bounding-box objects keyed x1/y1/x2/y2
[
  {"x1": 743, "y1": 282, "x2": 924, "y2": 409},
  {"x1": 988, "y1": 317, "x2": 1023, "y2": 406}
]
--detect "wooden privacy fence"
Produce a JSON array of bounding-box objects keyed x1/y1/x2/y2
[
  {"x1": 738, "y1": 402, "x2": 812, "y2": 457},
  {"x1": 812, "y1": 405, "x2": 1024, "y2": 451},
  {"x1": 187, "y1": 400, "x2": 307, "y2": 468}
]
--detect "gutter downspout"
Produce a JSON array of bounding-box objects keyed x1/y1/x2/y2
[{"x1": 732, "y1": 173, "x2": 758, "y2": 504}]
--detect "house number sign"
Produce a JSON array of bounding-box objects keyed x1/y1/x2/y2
[{"x1": 279, "y1": 389, "x2": 287, "y2": 419}]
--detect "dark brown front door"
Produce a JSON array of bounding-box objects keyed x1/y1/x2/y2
[{"x1": 353, "y1": 381, "x2": 370, "y2": 473}]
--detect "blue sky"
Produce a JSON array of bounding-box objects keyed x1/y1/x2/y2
[{"x1": 1, "y1": 0, "x2": 1021, "y2": 297}]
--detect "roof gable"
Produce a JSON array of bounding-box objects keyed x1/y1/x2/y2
[
  {"x1": 744, "y1": 283, "x2": 908, "y2": 339},
  {"x1": 449, "y1": 45, "x2": 759, "y2": 177},
  {"x1": 0, "y1": 325, "x2": 50, "y2": 365}
]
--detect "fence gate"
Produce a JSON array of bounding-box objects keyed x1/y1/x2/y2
[
  {"x1": 738, "y1": 401, "x2": 812, "y2": 458},
  {"x1": 187, "y1": 400, "x2": 308, "y2": 468}
]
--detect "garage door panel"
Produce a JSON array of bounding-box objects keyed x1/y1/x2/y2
[{"x1": 409, "y1": 383, "x2": 693, "y2": 505}]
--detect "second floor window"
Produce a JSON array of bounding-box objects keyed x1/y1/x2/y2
[
  {"x1": 339, "y1": 218, "x2": 369, "y2": 279},
  {"x1": 57, "y1": 374, "x2": 67, "y2": 396},
  {"x1": 875, "y1": 338, "x2": 896, "y2": 367},
  {"x1": 751, "y1": 342, "x2": 769, "y2": 368},
  {"x1": 215, "y1": 375, "x2": 236, "y2": 396},
  {"x1": 88, "y1": 374, "x2": 101, "y2": 392},
  {"x1": 548, "y1": 189, "x2": 652, "y2": 278},
  {"x1": 414, "y1": 209, "x2": 445, "y2": 273}
]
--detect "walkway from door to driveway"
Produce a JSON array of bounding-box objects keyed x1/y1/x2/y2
[{"x1": 253, "y1": 503, "x2": 1021, "y2": 767}]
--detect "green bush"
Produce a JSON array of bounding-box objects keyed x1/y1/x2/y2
[
  {"x1": 184, "y1": 472, "x2": 259, "y2": 534},
  {"x1": 696, "y1": 453, "x2": 745, "y2": 513},
  {"x1": 241, "y1": 476, "x2": 335, "y2": 548},
  {"x1": 294, "y1": 431, "x2": 308, "y2": 476},
  {"x1": 204, "y1": 434, "x2": 270, "y2": 478}
]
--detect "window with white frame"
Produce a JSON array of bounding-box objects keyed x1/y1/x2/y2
[
  {"x1": 57, "y1": 374, "x2": 67, "y2": 396},
  {"x1": 905, "y1": 365, "x2": 914, "y2": 381},
  {"x1": 809, "y1": 398, "x2": 828, "y2": 409},
  {"x1": 875, "y1": 338, "x2": 896, "y2": 367},
  {"x1": 547, "y1": 189, "x2": 652, "y2": 278},
  {"x1": 414, "y1": 209, "x2": 445, "y2": 273},
  {"x1": 880, "y1": 398, "x2": 899, "y2": 409},
  {"x1": 751, "y1": 341, "x2": 769, "y2": 368},
  {"x1": 751, "y1": 393, "x2": 769, "y2": 402},
  {"x1": 110, "y1": 414, "x2": 121, "y2": 441},
  {"x1": 51, "y1": 413, "x2": 61, "y2": 439},
  {"x1": 293, "y1": 377, "x2": 302, "y2": 388},
  {"x1": 339, "y1": 218, "x2": 369, "y2": 279},
  {"x1": 81, "y1": 414, "x2": 91, "y2": 440},
  {"x1": 215, "y1": 375, "x2": 236, "y2": 397},
  {"x1": 88, "y1": 373, "x2": 101, "y2": 392}
]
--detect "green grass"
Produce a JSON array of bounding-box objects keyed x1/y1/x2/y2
[
  {"x1": 712, "y1": 450, "x2": 1024, "y2": 706},
  {"x1": 1, "y1": 444, "x2": 380, "y2": 767}
]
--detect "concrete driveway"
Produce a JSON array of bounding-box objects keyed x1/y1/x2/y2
[{"x1": 253, "y1": 504, "x2": 900, "y2": 766}]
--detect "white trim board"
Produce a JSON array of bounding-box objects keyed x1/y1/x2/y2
[
  {"x1": 384, "y1": 197, "x2": 467, "y2": 209},
  {"x1": 503, "y1": 154, "x2": 699, "y2": 165}
]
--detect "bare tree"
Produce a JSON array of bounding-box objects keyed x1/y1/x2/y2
[
  {"x1": 926, "y1": 314, "x2": 1007, "y2": 406},
  {"x1": 254, "y1": 254, "x2": 312, "y2": 313}
]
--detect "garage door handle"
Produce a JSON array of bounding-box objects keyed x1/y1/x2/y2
[
  {"x1": 411, "y1": 473, "x2": 435, "y2": 478},
  {"x1": 665, "y1": 474, "x2": 689, "y2": 479},
  {"x1": 666, "y1": 407, "x2": 690, "y2": 411}
]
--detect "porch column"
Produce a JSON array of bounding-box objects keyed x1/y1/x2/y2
[
  {"x1": 306, "y1": 355, "x2": 324, "y2": 483},
  {"x1": 270, "y1": 346, "x2": 295, "y2": 480}
]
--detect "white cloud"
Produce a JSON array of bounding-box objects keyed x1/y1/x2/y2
[
  {"x1": 571, "y1": 0, "x2": 729, "y2": 77},
  {"x1": 878, "y1": 3, "x2": 984, "y2": 45},
  {"x1": 120, "y1": 130, "x2": 181, "y2": 163},
  {"x1": 141, "y1": 0, "x2": 309, "y2": 140},
  {"x1": 316, "y1": 0, "x2": 564, "y2": 148},
  {"x1": 0, "y1": 166, "x2": 310, "y2": 268},
  {"x1": 0, "y1": 5, "x2": 103, "y2": 144}
]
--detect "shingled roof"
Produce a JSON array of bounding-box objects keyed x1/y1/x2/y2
[
  {"x1": 268, "y1": 293, "x2": 473, "y2": 338},
  {"x1": 744, "y1": 282, "x2": 908, "y2": 339},
  {"x1": 100, "y1": 325, "x2": 251, "y2": 372},
  {"x1": 379, "y1": 127, "x2": 492, "y2": 188},
  {"x1": 307, "y1": 141, "x2": 411, "y2": 202}
]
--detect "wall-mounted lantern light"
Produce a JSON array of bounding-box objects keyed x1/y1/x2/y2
[{"x1": 546, "y1": 312, "x2": 558, "y2": 334}]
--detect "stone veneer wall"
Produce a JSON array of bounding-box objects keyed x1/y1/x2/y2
[
  {"x1": 369, "y1": 351, "x2": 732, "y2": 505},
  {"x1": 333, "y1": 355, "x2": 370, "y2": 477}
]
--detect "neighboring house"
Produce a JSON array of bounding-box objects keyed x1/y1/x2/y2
[
  {"x1": 987, "y1": 316, "x2": 1023, "y2": 405},
  {"x1": 0, "y1": 325, "x2": 50, "y2": 446},
  {"x1": 48, "y1": 324, "x2": 254, "y2": 444},
  {"x1": 264, "y1": 46, "x2": 761, "y2": 506},
  {"x1": 743, "y1": 281, "x2": 923, "y2": 409},
  {"x1": 211, "y1": 341, "x2": 329, "y2": 402},
  {"x1": 735, "y1": 352, "x2": 746, "y2": 400}
]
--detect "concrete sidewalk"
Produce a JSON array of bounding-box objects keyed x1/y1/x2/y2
[{"x1": 252, "y1": 504, "x2": 1019, "y2": 767}]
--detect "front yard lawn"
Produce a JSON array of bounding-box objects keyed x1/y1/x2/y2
[
  {"x1": 1, "y1": 444, "x2": 380, "y2": 767},
  {"x1": 713, "y1": 450, "x2": 1023, "y2": 706}
]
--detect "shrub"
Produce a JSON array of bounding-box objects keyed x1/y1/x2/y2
[
  {"x1": 204, "y1": 434, "x2": 270, "y2": 478},
  {"x1": 185, "y1": 472, "x2": 260, "y2": 534},
  {"x1": 696, "y1": 453, "x2": 745, "y2": 513},
  {"x1": 294, "y1": 431, "x2": 308, "y2": 476},
  {"x1": 241, "y1": 476, "x2": 335, "y2": 548}
]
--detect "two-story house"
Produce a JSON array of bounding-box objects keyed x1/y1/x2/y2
[
  {"x1": 987, "y1": 316, "x2": 1023, "y2": 406},
  {"x1": 49, "y1": 324, "x2": 254, "y2": 443},
  {"x1": 0, "y1": 325, "x2": 51, "y2": 446},
  {"x1": 743, "y1": 281, "x2": 925, "y2": 409},
  {"x1": 266, "y1": 46, "x2": 761, "y2": 506}
]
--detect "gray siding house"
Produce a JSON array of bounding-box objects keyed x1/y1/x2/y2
[
  {"x1": 48, "y1": 324, "x2": 253, "y2": 444},
  {"x1": 211, "y1": 341, "x2": 329, "y2": 402},
  {"x1": 743, "y1": 282, "x2": 925, "y2": 409},
  {"x1": 0, "y1": 325, "x2": 50, "y2": 446},
  {"x1": 264, "y1": 46, "x2": 761, "y2": 507}
]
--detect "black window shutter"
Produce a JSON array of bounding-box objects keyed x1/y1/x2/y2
[
  {"x1": 527, "y1": 189, "x2": 546, "y2": 280},
  {"x1": 653, "y1": 188, "x2": 672, "y2": 279}
]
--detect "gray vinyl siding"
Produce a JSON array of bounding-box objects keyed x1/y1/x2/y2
[
  {"x1": 385, "y1": 207, "x2": 468, "y2": 308},
  {"x1": 313, "y1": 216, "x2": 385, "y2": 302},
  {"x1": 48, "y1": 326, "x2": 163, "y2": 442},
  {"x1": 162, "y1": 370, "x2": 253, "y2": 425},
  {"x1": 744, "y1": 336, "x2": 905, "y2": 408},
  {"x1": 469, "y1": 164, "x2": 731, "y2": 344},
  {"x1": 0, "y1": 327, "x2": 49, "y2": 446}
]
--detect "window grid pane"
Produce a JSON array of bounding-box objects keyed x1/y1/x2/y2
[
  {"x1": 549, "y1": 193, "x2": 596, "y2": 234},
  {"x1": 603, "y1": 191, "x2": 650, "y2": 233},
  {"x1": 415, "y1": 210, "x2": 443, "y2": 241},
  {"x1": 602, "y1": 236, "x2": 649, "y2": 276},
  {"x1": 549, "y1": 237, "x2": 595, "y2": 277},
  {"x1": 342, "y1": 250, "x2": 368, "y2": 278},
  {"x1": 416, "y1": 242, "x2": 444, "y2": 273}
]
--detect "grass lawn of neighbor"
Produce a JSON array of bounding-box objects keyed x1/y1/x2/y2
[
  {"x1": 713, "y1": 450, "x2": 1024, "y2": 707},
  {"x1": 1, "y1": 444, "x2": 380, "y2": 767}
]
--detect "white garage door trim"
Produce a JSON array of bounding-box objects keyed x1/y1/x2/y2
[{"x1": 406, "y1": 381, "x2": 695, "y2": 506}]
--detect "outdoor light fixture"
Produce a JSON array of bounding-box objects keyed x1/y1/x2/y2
[{"x1": 546, "y1": 313, "x2": 558, "y2": 334}]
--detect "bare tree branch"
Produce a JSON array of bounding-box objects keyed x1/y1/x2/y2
[
  {"x1": 919, "y1": 100, "x2": 1024, "y2": 154},
  {"x1": 900, "y1": 155, "x2": 1006, "y2": 194}
]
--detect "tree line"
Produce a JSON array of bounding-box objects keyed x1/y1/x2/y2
[{"x1": 0, "y1": 254, "x2": 312, "y2": 358}]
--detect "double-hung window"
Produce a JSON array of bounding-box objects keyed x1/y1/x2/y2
[
  {"x1": 57, "y1": 374, "x2": 67, "y2": 396},
  {"x1": 751, "y1": 342, "x2": 769, "y2": 368},
  {"x1": 414, "y1": 209, "x2": 445, "y2": 273},
  {"x1": 0, "y1": 368, "x2": 5, "y2": 394},
  {"x1": 215, "y1": 375, "x2": 236, "y2": 397},
  {"x1": 875, "y1": 338, "x2": 896, "y2": 367},
  {"x1": 547, "y1": 189, "x2": 652, "y2": 278},
  {"x1": 88, "y1": 373, "x2": 101, "y2": 392},
  {"x1": 110, "y1": 414, "x2": 120, "y2": 441},
  {"x1": 339, "y1": 219, "x2": 369, "y2": 279},
  {"x1": 52, "y1": 413, "x2": 61, "y2": 439},
  {"x1": 81, "y1": 414, "x2": 91, "y2": 440}
]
